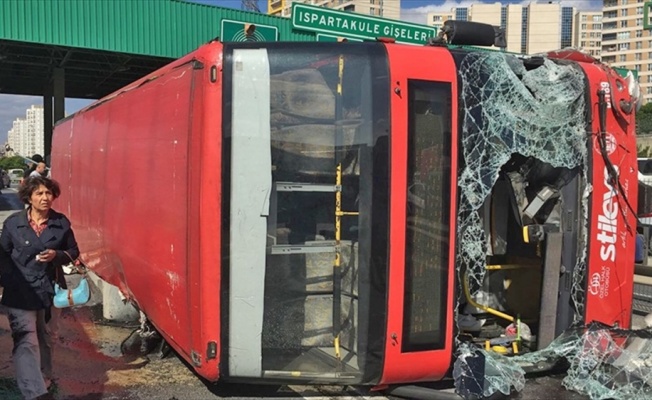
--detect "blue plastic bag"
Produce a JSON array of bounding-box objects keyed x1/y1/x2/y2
[{"x1": 635, "y1": 234, "x2": 645, "y2": 264}]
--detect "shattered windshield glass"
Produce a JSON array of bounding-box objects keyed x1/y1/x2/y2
[
  {"x1": 452, "y1": 50, "x2": 602, "y2": 399},
  {"x1": 454, "y1": 323, "x2": 652, "y2": 400},
  {"x1": 456, "y1": 51, "x2": 587, "y2": 300}
]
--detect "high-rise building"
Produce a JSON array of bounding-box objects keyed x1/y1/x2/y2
[
  {"x1": 427, "y1": 2, "x2": 577, "y2": 55},
  {"x1": 268, "y1": 0, "x2": 284, "y2": 16},
  {"x1": 574, "y1": 11, "x2": 603, "y2": 59},
  {"x1": 26, "y1": 105, "x2": 44, "y2": 157},
  {"x1": 7, "y1": 119, "x2": 27, "y2": 157},
  {"x1": 7, "y1": 105, "x2": 44, "y2": 157},
  {"x1": 600, "y1": 0, "x2": 651, "y2": 101},
  {"x1": 430, "y1": 12, "x2": 453, "y2": 33},
  {"x1": 270, "y1": 0, "x2": 400, "y2": 21}
]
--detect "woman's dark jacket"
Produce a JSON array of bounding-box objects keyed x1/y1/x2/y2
[{"x1": 0, "y1": 209, "x2": 79, "y2": 310}]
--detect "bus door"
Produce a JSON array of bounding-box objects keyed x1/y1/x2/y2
[
  {"x1": 380, "y1": 44, "x2": 458, "y2": 384},
  {"x1": 224, "y1": 43, "x2": 391, "y2": 385}
]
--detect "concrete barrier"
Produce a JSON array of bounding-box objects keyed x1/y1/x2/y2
[{"x1": 85, "y1": 271, "x2": 139, "y2": 322}]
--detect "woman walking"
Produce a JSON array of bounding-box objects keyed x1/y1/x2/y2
[{"x1": 0, "y1": 176, "x2": 79, "y2": 399}]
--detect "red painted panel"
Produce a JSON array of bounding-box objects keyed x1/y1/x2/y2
[
  {"x1": 580, "y1": 63, "x2": 637, "y2": 329},
  {"x1": 52, "y1": 42, "x2": 224, "y2": 381},
  {"x1": 190, "y1": 44, "x2": 223, "y2": 380},
  {"x1": 380, "y1": 44, "x2": 458, "y2": 384}
]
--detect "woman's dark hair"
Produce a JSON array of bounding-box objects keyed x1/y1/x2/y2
[{"x1": 18, "y1": 176, "x2": 61, "y2": 204}]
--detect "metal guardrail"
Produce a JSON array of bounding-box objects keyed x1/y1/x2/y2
[
  {"x1": 635, "y1": 264, "x2": 652, "y2": 277},
  {"x1": 634, "y1": 282, "x2": 652, "y2": 301},
  {"x1": 634, "y1": 299, "x2": 652, "y2": 315},
  {"x1": 634, "y1": 274, "x2": 652, "y2": 314},
  {"x1": 634, "y1": 224, "x2": 652, "y2": 314}
]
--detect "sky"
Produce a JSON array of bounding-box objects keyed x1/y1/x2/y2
[{"x1": 0, "y1": 0, "x2": 603, "y2": 143}]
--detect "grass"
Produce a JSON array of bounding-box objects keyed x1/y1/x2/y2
[{"x1": 0, "y1": 376, "x2": 61, "y2": 399}]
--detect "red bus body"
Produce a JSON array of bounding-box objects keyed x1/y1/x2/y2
[
  {"x1": 52, "y1": 41, "x2": 637, "y2": 386},
  {"x1": 580, "y1": 63, "x2": 637, "y2": 328}
]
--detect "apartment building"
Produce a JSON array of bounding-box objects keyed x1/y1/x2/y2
[
  {"x1": 575, "y1": 11, "x2": 604, "y2": 58},
  {"x1": 269, "y1": 0, "x2": 400, "y2": 21},
  {"x1": 601, "y1": 0, "x2": 652, "y2": 101},
  {"x1": 7, "y1": 105, "x2": 44, "y2": 158},
  {"x1": 7, "y1": 119, "x2": 27, "y2": 157},
  {"x1": 430, "y1": 11, "x2": 453, "y2": 33},
  {"x1": 427, "y1": 2, "x2": 577, "y2": 55}
]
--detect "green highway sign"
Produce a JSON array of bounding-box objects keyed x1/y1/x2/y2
[
  {"x1": 292, "y1": 3, "x2": 436, "y2": 45},
  {"x1": 645, "y1": 1, "x2": 652, "y2": 29},
  {"x1": 221, "y1": 20, "x2": 278, "y2": 42}
]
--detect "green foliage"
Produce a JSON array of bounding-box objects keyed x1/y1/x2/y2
[
  {"x1": 0, "y1": 156, "x2": 26, "y2": 171},
  {"x1": 637, "y1": 103, "x2": 652, "y2": 135},
  {"x1": 0, "y1": 377, "x2": 21, "y2": 400},
  {"x1": 639, "y1": 102, "x2": 652, "y2": 114},
  {"x1": 639, "y1": 144, "x2": 651, "y2": 158},
  {"x1": 638, "y1": 103, "x2": 652, "y2": 133}
]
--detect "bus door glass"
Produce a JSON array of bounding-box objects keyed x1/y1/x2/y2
[{"x1": 223, "y1": 43, "x2": 390, "y2": 385}]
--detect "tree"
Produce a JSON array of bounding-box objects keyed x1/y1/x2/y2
[
  {"x1": 0, "y1": 156, "x2": 27, "y2": 171},
  {"x1": 637, "y1": 103, "x2": 652, "y2": 135}
]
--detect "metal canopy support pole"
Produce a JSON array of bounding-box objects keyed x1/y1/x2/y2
[
  {"x1": 50, "y1": 67, "x2": 65, "y2": 159},
  {"x1": 43, "y1": 87, "x2": 53, "y2": 160}
]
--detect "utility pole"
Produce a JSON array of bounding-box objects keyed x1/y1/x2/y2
[{"x1": 241, "y1": 0, "x2": 260, "y2": 12}]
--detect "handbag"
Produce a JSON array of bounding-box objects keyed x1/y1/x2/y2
[
  {"x1": 54, "y1": 278, "x2": 90, "y2": 308},
  {"x1": 53, "y1": 251, "x2": 91, "y2": 308}
]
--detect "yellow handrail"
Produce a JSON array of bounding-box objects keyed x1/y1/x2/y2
[
  {"x1": 333, "y1": 162, "x2": 359, "y2": 361},
  {"x1": 462, "y1": 271, "x2": 514, "y2": 323}
]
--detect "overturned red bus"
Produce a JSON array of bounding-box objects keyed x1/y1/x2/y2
[{"x1": 51, "y1": 24, "x2": 639, "y2": 394}]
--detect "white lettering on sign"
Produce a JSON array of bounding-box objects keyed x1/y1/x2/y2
[
  {"x1": 589, "y1": 272, "x2": 601, "y2": 296},
  {"x1": 295, "y1": 6, "x2": 432, "y2": 43},
  {"x1": 594, "y1": 132, "x2": 617, "y2": 156},
  {"x1": 591, "y1": 166, "x2": 618, "y2": 299},
  {"x1": 589, "y1": 266, "x2": 611, "y2": 298},
  {"x1": 600, "y1": 81, "x2": 612, "y2": 109},
  {"x1": 597, "y1": 166, "x2": 618, "y2": 263},
  {"x1": 383, "y1": 26, "x2": 428, "y2": 42}
]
